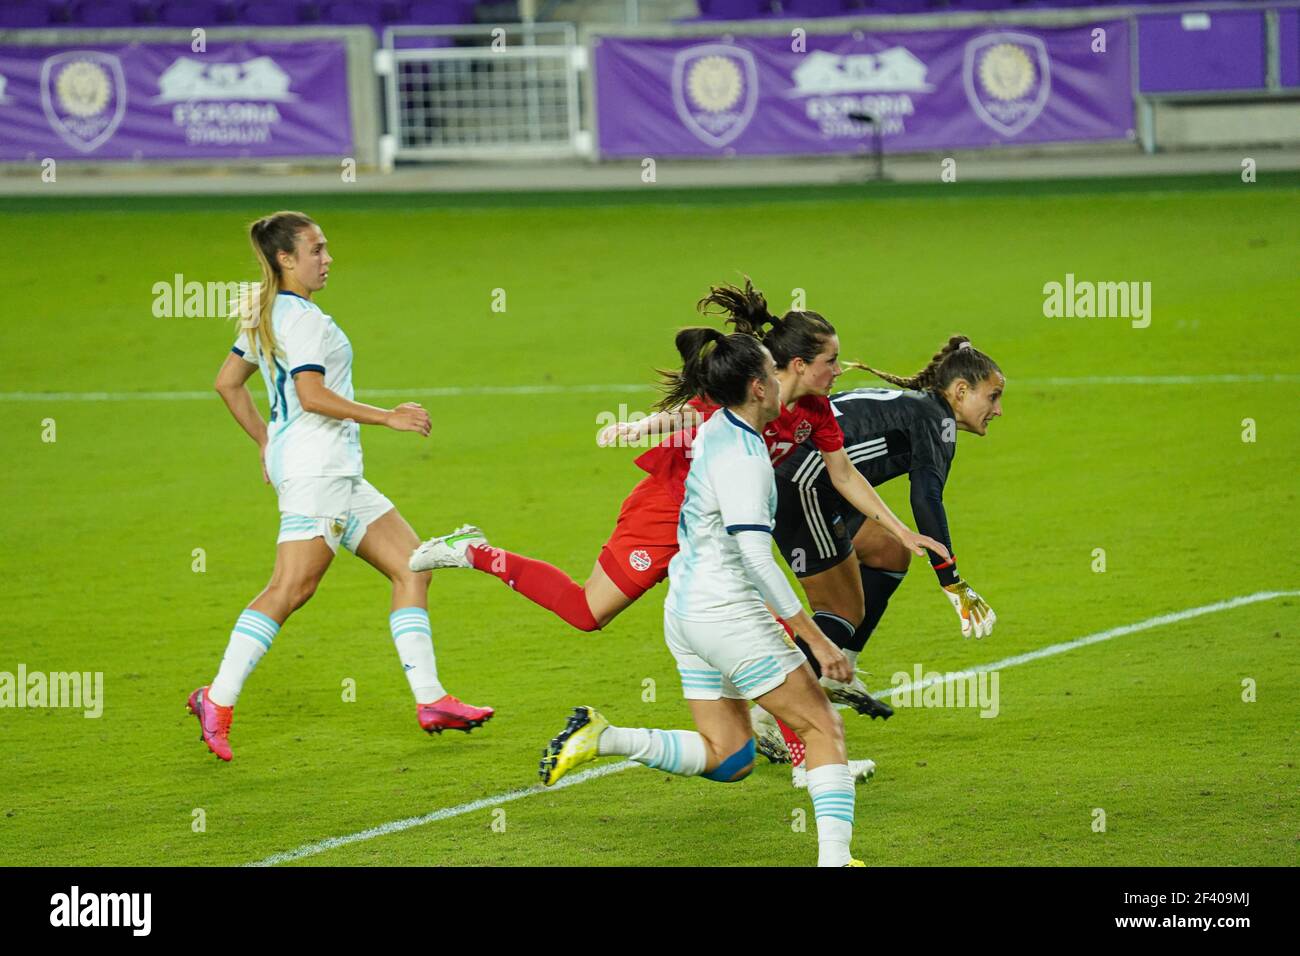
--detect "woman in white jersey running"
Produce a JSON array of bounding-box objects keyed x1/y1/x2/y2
[
  {"x1": 187, "y1": 211, "x2": 492, "y2": 761},
  {"x1": 539, "y1": 328, "x2": 863, "y2": 867}
]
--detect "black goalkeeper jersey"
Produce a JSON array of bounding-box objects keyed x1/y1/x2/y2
[{"x1": 773, "y1": 386, "x2": 959, "y2": 582}]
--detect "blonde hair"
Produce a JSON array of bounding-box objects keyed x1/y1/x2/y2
[{"x1": 235, "y1": 211, "x2": 316, "y2": 366}]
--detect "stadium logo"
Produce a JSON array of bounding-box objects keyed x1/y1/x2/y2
[
  {"x1": 629, "y1": 549, "x2": 652, "y2": 573},
  {"x1": 671, "y1": 45, "x2": 758, "y2": 148},
  {"x1": 786, "y1": 48, "x2": 932, "y2": 96},
  {"x1": 40, "y1": 51, "x2": 127, "y2": 152},
  {"x1": 962, "y1": 33, "x2": 1051, "y2": 137},
  {"x1": 153, "y1": 56, "x2": 293, "y2": 146},
  {"x1": 153, "y1": 56, "x2": 295, "y2": 103}
]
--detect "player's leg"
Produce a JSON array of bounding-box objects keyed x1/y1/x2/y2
[
  {"x1": 539, "y1": 611, "x2": 762, "y2": 787},
  {"x1": 777, "y1": 507, "x2": 892, "y2": 719},
  {"x1": 409, "y1": 477, "x2": 676, "y2": 632},
  {"x1": 351, "y1": 492, "x2": 492, "y2": 733},
  {"x1": 190, "y1": 534, "x2": 334, "y2": 760},
  {"x1": 850, "y1": 517, "x2": 911, "y2": 652},
  {"x1": 212, "y1": 536, "x2": 335, "y2": 706},
  {"x1": 755, "y1": 665, "x2": 859, "y2": 867}
]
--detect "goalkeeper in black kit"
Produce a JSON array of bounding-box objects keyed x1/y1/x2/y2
[{"x1": 755, "y1": 336, "x2": 1004, "y2": 758}]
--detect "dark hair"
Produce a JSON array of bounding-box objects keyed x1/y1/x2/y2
[
  {"x1": 848, "y1": 335, "x2": 1001, "y2": 392},
  {"x1": 656, "y1": 327, "x2": 770, "y2": 411},
  {"x1": 697, "y1": 276, "x2": 836, "y2": 369}
]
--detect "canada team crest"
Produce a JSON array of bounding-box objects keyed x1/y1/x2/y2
[
  {"x1": 671, "y1": 44, "x2": 758, "y2": 148},
  {"x1": 40, "y1": 51, "x2": 127, "y2": 152},
  {"x1": 793, "y1": 420, "x2": 813, "y2": 444},
  {"x1": 962, "y1": 33, "x2": 1051, "y2": 137}
]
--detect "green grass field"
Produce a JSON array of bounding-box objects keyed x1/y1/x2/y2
[{"x1": 1, "y1": 176, "x2": 1296, "y2": 867}]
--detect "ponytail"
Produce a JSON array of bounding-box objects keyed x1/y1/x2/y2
[
  {"x1": 698, "y1": 275, "x2": 836, "y2": 368},
  {"x1": 236, "y1": 211, "x2": 316, "y2": 366},
  {"x1": 656, "y1": 327, "x2": 768, "y2": 411},
  {"x1": 846, "y1": 335, "x2": 1001, "y2": 392}
]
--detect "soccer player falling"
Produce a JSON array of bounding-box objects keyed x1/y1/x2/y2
[{"x1": 537, "y1": 329, "x2": 865, "y2": 866}]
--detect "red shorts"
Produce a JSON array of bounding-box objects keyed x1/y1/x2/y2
[{"x1": 598, "y1": 476, "x2": 682, "y2": 600}]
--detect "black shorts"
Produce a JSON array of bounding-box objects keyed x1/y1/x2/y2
[{"x1": 774, "y1": 476, "x2": 866, "y2": 578}]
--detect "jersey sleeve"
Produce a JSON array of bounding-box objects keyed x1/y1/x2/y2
[
  {"x1": 908, "y1": 414, "x2": 958, "y2": 585},
  {"x1": 808, "y1": 397, "x2": 844, "y2": 452},
  {"x1": 715, "y1": 454, "x2": 777, "y2": 535},
  {"x1": 280, "y1": 308, "x2": 328, "y2": 376},
  {"x1": 231, "y1": 329, "x2": 258, "y2": 365}
]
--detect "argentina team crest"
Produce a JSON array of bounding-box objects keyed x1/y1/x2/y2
[
  {"x1": 40, "y1": 51, "x2": 127, "y2": 153},
  {"x1": 671, "y1": 44, "x2": 758, "y2": 148},
  {"x1": 962, "y1": 33, "x2": 1051, "y2": 137}
]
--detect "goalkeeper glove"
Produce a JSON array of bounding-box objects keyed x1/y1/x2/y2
[{"x1": 942, "y1": 580, "x2": 996, "y2": 639}]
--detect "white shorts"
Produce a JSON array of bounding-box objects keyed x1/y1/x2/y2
[
  {"x1": 664, "y1": 605, "x2": 808, "y2": 701},
  {"x1": 275, "y1": 476, "x2": 394, "y2": 554}
]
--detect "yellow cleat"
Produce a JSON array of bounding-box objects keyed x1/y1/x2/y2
[
  {"x1": 539, "y1": 706, "x2": 610, "y2": 787},
  {"x1": 844, "y1": 859, "x2": 866, "y2": 867}
]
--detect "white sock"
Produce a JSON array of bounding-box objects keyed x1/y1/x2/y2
[
  {"x1": 389, "y1": 607, "x2": 446, "y2": 704},
  {"x1": 844, "y1": 649, "x2": 861, "y2": 671},
  {"x1": 807, "y1": 763, "x2": 855, "y2": 867},
  {"x1": 598, "y1": 725, "x2": 708, "y2": 776},
  {"x1": 209, "y1": 609, "x2": 280, "y2": 707}
]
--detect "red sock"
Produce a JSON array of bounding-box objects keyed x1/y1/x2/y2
[
  {"x1": 467, "y1": 544, "x2": 599, "y2": 632},
  {"x1": 776, "y1": 717, "x2": 806, "y2": 768}
]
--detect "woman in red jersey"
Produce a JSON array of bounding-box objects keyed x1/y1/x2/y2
[{"x1": 409, "y1": 278, "x2": 947, "y2": 635}]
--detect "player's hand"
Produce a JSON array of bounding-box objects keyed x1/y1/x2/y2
[
  {"x1": 259, "y1": 442, "x2": 270, "y2": 484},
  {"x1": 597, "y1": 420, "x2": 639, "y2": 447},
  {"x1": 386, "y1": 402, "x2": 431, "y2": 437},
  {"x1": 901, "y1": 529, "x2": 950, "y2": 561},
  {"x1": 942, "y1": 580, "x2": 996, "y2": 639},
  {"x1": 811, "y1": 636, "x2": 853, "y2": 683}
]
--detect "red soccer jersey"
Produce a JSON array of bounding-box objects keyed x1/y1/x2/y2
[{"x1": 635, "y1": 394, "x2": 844, "y2": 504}]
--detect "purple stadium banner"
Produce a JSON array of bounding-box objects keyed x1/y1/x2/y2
[
  {"x1": 593, "y1": 22, "x2": 1133, "y2": 157},
  {"x1": 0, "y1": 40, "x2": 352, "y2": 160},
  {"x1": 1137, "y1": 11, "x2": 1267, "y2": 93}
]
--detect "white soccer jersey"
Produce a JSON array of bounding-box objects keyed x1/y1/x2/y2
[
  {"x1": 666, "y1": 409, "x2": 790, "y2": 622},
  {"x1": 233, "y1": 291, "x2": 363, "y2": 486}
]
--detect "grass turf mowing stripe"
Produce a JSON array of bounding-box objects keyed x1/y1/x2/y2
[
  {"x1": 245, "y1": 589, "x2": 1298, "y2": 867},
  {"x1": 4, "y1": 374, "x2": 1299, "y2": 403}
]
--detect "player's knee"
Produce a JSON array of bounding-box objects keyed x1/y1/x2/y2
[
  {"x1": 271, "y1": 576, "x2": 319, "y2": 611},
  {"x1": 702, "y1": 739, "x2": 755, "y2": 783}
]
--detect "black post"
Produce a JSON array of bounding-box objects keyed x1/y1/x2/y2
[{"x1": 848, "y1": 112, "x2": 884, "y2": 182}]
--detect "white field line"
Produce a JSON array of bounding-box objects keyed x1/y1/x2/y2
[
  {"x1": 4, "y1": 373, "x2": 1300, "y2": 403},
  {"x1": 245, "y1": 588, "x2": 1298, "y2": 867},
  {"x1": 248, "y1": 759, "x2": 637, "y2": 867}
]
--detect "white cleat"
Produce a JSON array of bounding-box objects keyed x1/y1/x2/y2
[
  {"x1": 409, "y1": 524, "x2": 488, "y2": 571},
  {"x1": 792, "y1": 758, "x2": 877, "y2": 790},
  {"x1": 750, "y1": 705, "x2": 790, "y2": 764}
]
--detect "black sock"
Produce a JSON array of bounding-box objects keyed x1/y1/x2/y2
[
  {"x1": 795, "y1": 612, "x2": 858, "y2": 679},
  {"x1": 852, "y1": 566, "x2": 907, "y2": 651}
]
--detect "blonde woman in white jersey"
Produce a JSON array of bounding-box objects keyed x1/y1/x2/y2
[
  {"x1": 539, "y1": 329, "x2": 863, "y2": 867},
  {"x1": 187, "y1": 211, "x2": 492, "y2": 761}
]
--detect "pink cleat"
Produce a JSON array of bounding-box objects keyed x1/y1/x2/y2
[
  {"x1": 418, "y1": 694, "x2": 494, "y2": 734},
  {"x1": 187, "y1": 685, "x2": 234, "y2": 761}
]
